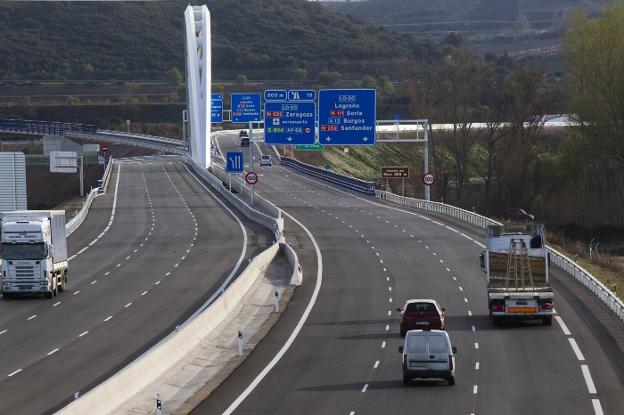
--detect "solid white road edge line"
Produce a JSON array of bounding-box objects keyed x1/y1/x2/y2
[
  {"x1": 592, "y1": 399, "x2": 604, "y2": 415},
  {"x1": 555, "y1": 316, "x2": 572, "y2": 336},
  {"x1": 569, "y1": 338, "x2": 586, "y2": 361},
  {"x1": 222, "y1": 208, "x2": 323, "y2": 415}
]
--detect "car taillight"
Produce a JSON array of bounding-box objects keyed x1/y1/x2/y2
[
  {"x1": 540, "y1": 302, "x2": 553, "y2": 310},
  {"x1": 448, "y1": 354, "x2": 453, "y2": 371}
]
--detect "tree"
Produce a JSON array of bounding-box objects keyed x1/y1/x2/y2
[
  {"x1": 361, "y1": 75, "x2": 377, "y2": 89},
  {"x1": 562, "y1": 4, "x2": 624, "y2": 165},
  {"x1": 318, "y1": 71, "x2": 343, "y2": 85},
  {"x1": 377, "y1": 75, "x2": 394, "y2": 94},
  {"x1": 292, "y1": 67, "x2": 307, "y2": 82},
  {"x1": 66, "y1": 95, "x2": 80, "y2": 105},
  {"x1": 166, "y1": 68, "x2": 183, "y2": 86},
  {"x1": 235, "y1": 74, "x2": 247, "y2": 85}
]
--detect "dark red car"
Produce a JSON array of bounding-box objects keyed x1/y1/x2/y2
[{"x1": 398, "y1": 299, "x2": 446, "y2": 336}]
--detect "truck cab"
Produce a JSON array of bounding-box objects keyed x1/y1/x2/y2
[{"x1": 1, "y1": 211, "x2": 68, "y2": 299}]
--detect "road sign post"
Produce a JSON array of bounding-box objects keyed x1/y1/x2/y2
[
  {"x1": 318, "y1": 89, "x2": 376, "y2": 145},
  {"x1": 245, "y1": 171, "x2": 258, "y2": 205}
]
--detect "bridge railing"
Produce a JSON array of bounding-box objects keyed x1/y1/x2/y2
[
  {"x1": 376, "y1": 190, "x2": 624, "y2": 323},
  {"x1": 66, "y1": 157, "x2": 114, "y2": 236},
  {"x1": 280, "y1": 156, "x2": 376, "y2": 196}
]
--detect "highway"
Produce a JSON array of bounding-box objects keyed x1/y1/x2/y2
[
  {"x1": 0, "y1": 159, "x2": 272, "y2": 414},
  {"x1": 192, "y1": 132, "x2": 624, "y2": 414}
]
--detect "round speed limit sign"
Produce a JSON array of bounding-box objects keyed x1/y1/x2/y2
[
  {"x1": 245, "y1": 171, "x2": 259, "y2": 185},
  {"x1": 423, "y1": 172, "x2": 436, "y2": 186}
]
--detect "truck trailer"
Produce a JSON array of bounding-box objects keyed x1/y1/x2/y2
[
  {"x1": 1, "y1": 210, "x2": 68, "y2": 299},
  {"x1": 480, "y1": 224, "x2": 554, "y2": 326}
]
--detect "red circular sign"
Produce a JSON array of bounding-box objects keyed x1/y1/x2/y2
[
  {"x1": 245, "y1": 171, "x2": 259, "y2": 185},
  {"x1": 304, "y1": 127, "x2": 311, "y2": 134},
  {"x1": 423, "y1": 172, "x2": 436, "y2": 186}
]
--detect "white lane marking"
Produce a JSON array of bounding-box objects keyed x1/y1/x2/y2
[
  {"x1": 68, "y1": 254, "x2": 77, "y2": 261},
  {"x1": 389, "y1": 297, "x2": 392, "y2": 303},
  {"x1": 468, "y1": 310, "x2": 472, "y2": 316},
  {"x1": 432, "y1": 252, "x2": 437, "y2": 256},
  {"x1": 439, "y1": 259, "x2": 444, "y2": 263},
  {"x1": 592, "y1": 399, "x2": 604, "y2": 415},
  {"x1": 446, "y1": 267, "x2": 451, "y2": 272},
  {"x1": 116, "y1": 263, "x2": 121, "y2": 268},
  {"x1": 90, "y1": 280, "x2": 97, "y2": 285},
  {"x1": 166, "y1": 272, "x2": 171, "y2": 277},
  {"x1": 555, "y1": 316, "x2": 571, "y2": 336},
  {"x1": 376, "y1": 252, "x2": 380, "y2": 257},
  {"x1": 125, "y1": 303, "x2": 132, "y2": 308},
  {"x1": 0, "y1": 329, "x2": 7, "y2": 335},
  {"x1": 88, "y1": 239, "x2": 99, "y2": 247},
  {"x1": 104, "y1": 315, "x2": 113, "y2": 322},
  {"x1": 73, "y1": 290, "x2": 80, "y2": 295},
  {"x1": 453, "y1": 276, "x2": 457, "y2": 281},
  {"x1": 425, "y1": 245, "x2": 430, "y2": 250},
  {"x1": 155, "y1": 281, "x2": 161, "y2": 285},
  {"x1": 475, "y1": 362, "x2": 480, "y2": 370},
  {"x1": 104, "y1": 271, "x2": 110, "y2": 276},
  {"x1": 174, "y1": 263, "x2": 179, "y2": 268},
  {"x1": 140, "y1": 243, "x2": 144, "y2": 247},
  {"x1": 387, "y1": 310, "x2": 391, "y2": 316},
  {"x1": 473, "y1": 385, "x2": 478, "y2": 394},
  {"x1": 361, "y1": 384, "x2": 369, "y2": 393},
  {"x1": 126, "y1": 256, "x2": 131, "y2": 260},
  {"x1": 53, "y1": 301, "x2": 61, "y2": 307},
  {"x1": 410, "y1": 234, "x2": 414, "y2": 238},
  {"x1": 8, "y1": 369, "x2": 22, "y2": 377},
  {"x1": 475, "y1": 342, "x2": 479, "y2": 349},
  {"x1": 27, "y1": 315, "x2": 37, "y2": 321},
  {"x1": 47, "y1": 348, "x2": 60, "y2": 356},
  {"x1": 383, "y1": 267, "x2": 387, "y2": 272},
  {"x1": 385, "y1": 324, "x2": 390, "y2": 331},
  {"x1": 472, "y1": 326, "x2": 476, "y2": 332},
  {"x1": 569, "y1": 338, "x2": 585, "y2": 361},
  {"x1": 373, "y1": 361, "x2": 380, "y2": 369},
  {"x1": 379, "y1": 260, "x2": 384, "y2": 264},
  {"x1": 78, "y1": 331, "x2": 89, "y2": 338},
  {"x1": 459, "y1": 287, "x2": 463, "y2": 291},
  {"x1": 388, "y1": 287, "x2": 392, "y2": 292},
  {"x1": 464, "y1": 298, "x2": 469, "y2": 303},
  {"x1": 141, "y1": 291, "x2": 148, "y2": 296},
  {"x1": 381, "y1": 341, "x2": 386, "y2": 349},
  {"x1": 581, "y1": 365, "x2": 597, "y2": 394},
  {"x1": 77, "y1": 247, "x2": 88, "y2": 255}
]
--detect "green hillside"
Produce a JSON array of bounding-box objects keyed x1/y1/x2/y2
[
  {"x1": 325, "y1": 0, "x2": 613, "y2": 55},
  {"x1": 0, "y1": 0, "x2": 427, "y2": 81}
]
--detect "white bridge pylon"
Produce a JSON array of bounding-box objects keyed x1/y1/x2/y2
[{"x1": 184, "y1": 5, "x2": 211, "y2": 168}]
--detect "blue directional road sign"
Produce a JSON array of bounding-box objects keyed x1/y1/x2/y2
[
  {"x1": 318, "y1": 89, "x2": 376, "y2": 145},
  {"x1": 231, "y1": 93, "x2": 262, "y2": 123},
  {"x1": 264, "y1": 90, "x2": 287, "y2": 102},
  {"x1": 211, "y1": 93, "x2": 223, "y2": 123},
  {"x1": 288, "y1": 89, "x2": 316, "y2": 102},
  {"x1": 226, "y1": 151, "x2": 244, "y2": 173},
  {"x1": 264, "y1": 102, "x2": 316, "y2": 145}
]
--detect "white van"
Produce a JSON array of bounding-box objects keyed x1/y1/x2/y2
[{"x1": 398, "y1": 329, "x2": 457, "y2": 385}]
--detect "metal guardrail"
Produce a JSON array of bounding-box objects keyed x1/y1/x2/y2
[
  {"x1": 64, "y1": 131, "x2": 188, "y2": 155},
  {"x1": 280, "y1": 156, "x2": 376, "y2": 196},
  {"x1": 66, "y1": 158, "x2": 114, "y2": 236},
  {"x1": 375, "y1": 190, "x2": 624, "y2": 323}
]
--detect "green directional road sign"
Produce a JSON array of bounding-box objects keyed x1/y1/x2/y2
[{"x1": 295, "y1": 143, "x2": 324, "y2": 151}]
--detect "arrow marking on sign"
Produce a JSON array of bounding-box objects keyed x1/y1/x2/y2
[{"x1": 324, "y1": 137, "x2": 332, "y2": 142}]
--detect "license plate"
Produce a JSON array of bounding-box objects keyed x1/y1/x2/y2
[
  {"x1": 508, "y1": 307, "x2": 537, "y2": 313},
  {"x1": 415, "y1": 321, "x2": 429, "y2": 325},
  {"x1": 409, "y1": 361, "x2": 428, "y2": 368}
]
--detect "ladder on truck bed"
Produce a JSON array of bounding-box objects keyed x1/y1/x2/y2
[{"x1": 504, "y1": 239, "x2": 535, "y2": 291}]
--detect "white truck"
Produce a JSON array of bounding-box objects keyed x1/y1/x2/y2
[
  {"x1": 1, "y1": 210, "x2": 68, "y2": 299},
  {"x1": 480, "y1": 224, "x2": 554, "y2": 326}
]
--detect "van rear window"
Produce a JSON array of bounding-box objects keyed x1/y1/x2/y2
[
  {"x1": 407, "y1": 335, "x2": 426, "y2": 353},
  {"x1": 428, "y1": 335, "x2": 448, "y2": 354}
]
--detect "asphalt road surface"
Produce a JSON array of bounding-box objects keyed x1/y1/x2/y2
[
  {"x1": 0, "y1": 159, "x2": 272, "y2": 414},
  {"x1": 192, "y1": 132, "x2": 624, "y2": 415}
]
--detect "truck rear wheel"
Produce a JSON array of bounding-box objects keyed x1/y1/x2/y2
[
  {"x1": 3, "y1": 292, "x2": 12, "y2": 300},
  {"x1": 542, "y1": 316, "x2": 552, "y2": 326},
  {"x1": 492, "y1": 316, "x2": 503, "y2": 326}
]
